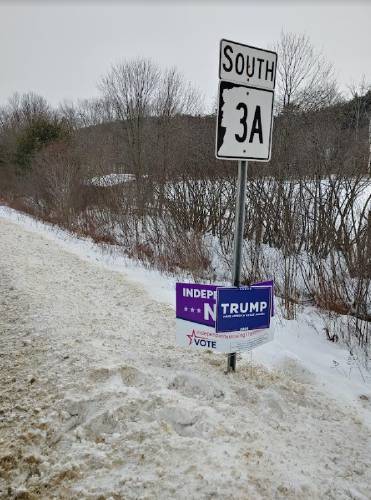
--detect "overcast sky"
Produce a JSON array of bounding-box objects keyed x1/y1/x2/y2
[{"x1": 1, "y1": 1, "x2": 370, "y2": 110}]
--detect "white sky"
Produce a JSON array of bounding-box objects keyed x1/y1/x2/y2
[{"x1": 1, "y1": 1, "x2": 370, "y2": 110}]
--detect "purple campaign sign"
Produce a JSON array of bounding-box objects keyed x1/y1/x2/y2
[
  {"x1": 176, "y1": 279, "x2": 274, "y2": 328},
  {"x1": 176, "y1": 283, "x2": 217, "y2": 327}
]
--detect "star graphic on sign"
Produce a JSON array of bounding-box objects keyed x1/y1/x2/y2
[
  {"x1": 184, "y1": 307, "x2": 188, "y2": 312},
  {"x1": 187, "y1": 330, "x2": 197, "y2": 345},
  {"x1": 197, "y1": 308, "x2": 201, "y2": 313},
  {"x1": 190, "y1": 307, "x2": 195, "y2": 313}
]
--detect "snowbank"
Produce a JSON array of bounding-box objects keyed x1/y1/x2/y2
[
  {"x1": 1, "y1": 206, "x2": 371, "y2": 499},
  {"x1": 87, "y1": 173, "x2": 136, "y2": 187},
  {"x1": 0, "y1": 205, "x2": 370, "y2": 425}
]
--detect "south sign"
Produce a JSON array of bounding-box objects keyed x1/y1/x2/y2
[{"x1": 219, "y1": 39, "x2": 277, "y2": 91}]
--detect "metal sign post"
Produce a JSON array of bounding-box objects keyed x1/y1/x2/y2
[
  {"x1": 227, "y1": 159, "x2": 247, "y2": 372},
  {"x1": 215, "y1": 38, "x2": 277, "y2": 373}
]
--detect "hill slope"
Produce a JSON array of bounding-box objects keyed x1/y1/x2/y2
[{"x1": 1, "y1": 214, "x2": 371, "y2": 499}]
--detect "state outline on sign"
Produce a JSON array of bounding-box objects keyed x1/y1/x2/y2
[{"x1": 215, "y1": 80, "x2": 275, "y2": 162}]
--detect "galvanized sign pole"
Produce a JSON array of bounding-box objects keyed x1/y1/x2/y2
[
  {"x1": 216, "y1": 39, "x2": 277, "y2": 372},
  {"x1": 227, "y1": 159, "x2": 248, "y2": 372}
]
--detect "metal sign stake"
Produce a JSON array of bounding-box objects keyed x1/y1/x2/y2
[{"x1": 227, "y1": 159, "x2": 248, "y2": 372}]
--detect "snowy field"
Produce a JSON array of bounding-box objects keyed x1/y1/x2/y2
[{"x1": 1, "y1": 206, "x2": 371, "y2": 499}]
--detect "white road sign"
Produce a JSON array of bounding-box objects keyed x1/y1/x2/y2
[
  {"x1": 216, "y1": 81, "x2": 274, "y2": 161},
  {"x1": 219, "y1": 39, "x2": 277, "y2": 91}
]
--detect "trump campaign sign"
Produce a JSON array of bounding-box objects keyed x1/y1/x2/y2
[
  {"x1": 176, "y1": 281, "x2": 274, "y2": 353},
  {"x1": 216, "y1": 287, "x2": 271, "y2": 333}
]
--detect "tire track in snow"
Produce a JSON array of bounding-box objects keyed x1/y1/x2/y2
[{"x1": 1, "y1": 216, "x2": 371, "y2": 499}]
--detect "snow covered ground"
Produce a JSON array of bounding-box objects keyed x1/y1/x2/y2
[
  {"x1": 87, "y1": 173, "x2": 136, "y2": 187},
  {"x1": 1, "y1": 206, "x2": 371, "y2": 499}
]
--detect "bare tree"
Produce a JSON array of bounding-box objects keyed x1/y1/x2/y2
[
  {"x1": 58, "y1": 97, "x2": 113, "y2": 129},
  {"x1": 274, "y1": 31, "x2": 338, "y2": 112},
  {"x1": 347, "y1": 77, "x2": 371, "y2": 141},
  {"x1": 154, "y1": 67, "x2": 203, "y2": 118},
  {"x1": 99, "y1": 58, "x2": 161, "y2": 218},
  {"x1": 99, "y1": 59, "x2": 159, "y2": 176},
  {"x1": 1, "y1": 92, "x2": 51, "y2": 129}
]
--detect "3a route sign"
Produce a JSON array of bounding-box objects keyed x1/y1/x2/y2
[
  {"x1": 216, "y1": 81, "x2": 274, "y2": 161},
  {"x1": 216, "y1": 38, "x2": 277, "y2": 162},
  {"x1": 219, "y1": 39, "x2": 277, "y2": 91}
]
